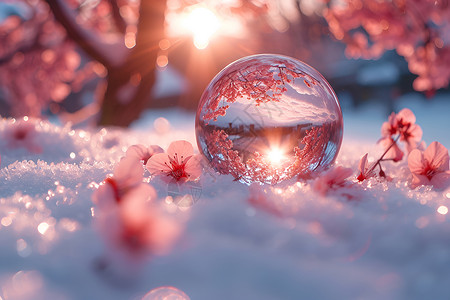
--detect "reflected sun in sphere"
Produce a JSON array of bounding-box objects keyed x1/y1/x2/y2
[{"x1": 267, "y1": 147, "x2": 286, "y2": 165}]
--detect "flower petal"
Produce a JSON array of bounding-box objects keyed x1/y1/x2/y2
[
  {"x1": 126, "y1": 144, "x2": 147, "y2": 159},
  {"x1": 333, "y1": 166, "x2": 354, "y2": 182},
  {"x1": 146, "y1": 153, "x2": 171, "y2": 175},
  {"x1": 92, "y1": 182, "x2": 116, "y2": 210},
  {"x1": 381, "y1": 113, "x2": 396, "y2": 137},
  {"x1": 121, "y1": 183, "x2": 157, "y2": 227},
  {"x1": 409, "y1": 124, "x2": 423, "y2": 142},
  {"x1": 167, "y1": 140, "x2": 194, "y2": 163},
  {"x1": 184, "y1": 154, "x2": 203, "y2": 180},
  {"x1": 147, "y1": 211, "x2": 181, "y2": 256},
  {"x1": 126, "y1": 144, "x2": 164, "y2": 164},
  {"x1": 149, "y1": 145, "x2": 164, "y2": 155},
  {"x1": 380, "y1": 137, "x2": 404, "y2": 162},
  {"x1": 424, "y1": 141, "x2": 449, "y2": 171},
  {"x1": 397, "y1": 108, "x2": 416, "y2": 124},
  {"x1": 313, "y1": 166, "x2": 352, "y2": 195},
  {"x1": 114, "y1": 156, "x2": 144, "y2": 189},
  {"x1": 358, "y1": 153, "x2": 369, "y2": 173},
  {"x1": 410, "y1": 173, "x2": 428, "y2": 189},
  {"x1": 408, "y1": 149, "x2": 424, "y2": 174},
  {"x1": 430, "y1": 171, "x2": 450, "y2": 190}
]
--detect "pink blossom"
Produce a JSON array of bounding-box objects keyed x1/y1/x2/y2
[
  {"x1": 357, "y1": 153, "x2": 375, "y2": 182},
  {"x1": 325, "y1": 0, "x2": 450, "y2": 92},
  {"x1": 395, "y1": 108, "x2": 423, "y2": 151},
  {"x1": 408, "y1": 141, "x2": 450, "y2": 190},
  {"x1": 313, "y1": 166, "x2": 353, "y2": 196},
  {"x1": 92, "y1": 155, "x2": 181, "y2": 263},
  {"x1": 146, "y1": 140, "x2": 202, "y2": 182},
  {"x1": 92, "y1": 156, "x2": 148, "y2": 209},
  {"x1": 4, "y1": 118, "x2": 42, "y2": 153},
  {"x1": 125, "y1": 144, "x2": 163, "y2": 165},
  {"x1": 95, "y1": 183, "x2": 181, "y2": 262},
  {"x1": 380, "y1": 108, "x2": 422, "y2": 153},
  {"x1": 380, "y1": 112, "x2": 398, "y2": 138}
]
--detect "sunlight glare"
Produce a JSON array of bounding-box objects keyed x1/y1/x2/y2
[
  {"x1": 267, "y1": 147, "x2": 285, "y2": 165},
  {"x1": 187, "y1": 7, "x2": 220, "y2": 49}
]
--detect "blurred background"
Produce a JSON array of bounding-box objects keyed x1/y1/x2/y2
[{"x1": 0, "y1": 0, "x2": 449, "y2": 127}]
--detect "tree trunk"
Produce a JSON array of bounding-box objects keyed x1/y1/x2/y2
[{"x1": 98, "y1": 0, "x2": 167, "y2": 127}]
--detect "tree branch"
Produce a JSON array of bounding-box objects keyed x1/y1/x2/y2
[
  {"x1": 98, "y1": 0, "x2": 167, "y2": 126},
  {"x1": 0, "y1": 21, "x2": 44, "y2": 65},
  {"x1": 107, "y1": 0, "x2": 127, "y2": 34},
  {"x1": 45, "y1": 0, "x2": 128, "y2": 69}
]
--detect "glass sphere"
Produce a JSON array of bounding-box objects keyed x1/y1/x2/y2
[
  {"x1": 142, "y1": 286, "x2": 190, "y2": 300},
  {"x1": 195, "y1": 54, "x2": 343, "y2": 184}
]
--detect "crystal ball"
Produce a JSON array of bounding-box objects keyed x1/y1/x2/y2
[
  {"x1": 195, "y1": 54, "x2": 343, "y2": 184},
  {"x1": 142, "y1": 286, "x2": 190, "y2": 300}
]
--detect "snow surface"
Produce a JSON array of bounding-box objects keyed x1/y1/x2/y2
[{"x1": 1, "y1": 94, "x2": 450, "y2": 300}]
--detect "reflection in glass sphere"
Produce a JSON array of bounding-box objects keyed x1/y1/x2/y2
[
  {"x1": 142, "y1": 286, "x2": 190, "y2": 300},
  {"x1": 195, "y1": 54, "x2": 343, "y2": 184}
]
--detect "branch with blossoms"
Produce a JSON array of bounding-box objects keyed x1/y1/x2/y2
[
  {"x1": 324, "y1": 0, "x2": 450, "y2": 92},
  {"x1": 358, "y1": 108, "x2": 423, "y2": 181},
  {"x1": 357, "y1": 108, "x2": 450, "y2": 191}
]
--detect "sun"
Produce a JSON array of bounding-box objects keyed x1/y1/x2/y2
[
  {"x1": 165, "y1": 2, "x2": 247, "y2": 51},
  {"x1": 186, "y1": 7, "x2": 220, "y2": 49}
]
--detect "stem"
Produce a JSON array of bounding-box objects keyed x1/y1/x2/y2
[
  {"x1": 45, "y1": 0, "x2": 126, "y2": 69},
  {"x1": 368, "y1": 134, "x2": 400, "y2": 174}
]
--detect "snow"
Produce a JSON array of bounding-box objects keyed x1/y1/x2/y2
[{"x1": 1, "y1": 94, "x2": 450, "y2": 300}]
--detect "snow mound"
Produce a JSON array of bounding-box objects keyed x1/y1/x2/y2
[{"x1": 1, "y1": 107, "x2": 450, "y2": 300}]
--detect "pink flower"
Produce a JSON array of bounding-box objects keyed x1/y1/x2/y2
[
  {"x1": 146, "y1": 140, "x2": 202, "y2": 182},
  {"x1": 4, "y1": 117, "x2": 42, "y2": 153},
  {"x1": 396, "y1": 108, "x2": 423, "y2": 151},
  {"x1": 380, "y1": 108, "x2": 422, "y2": 152},
  {"x1": 395, "y1": 108, "x2": 416, "y2": 129},
  {"x1": 95, "y1": 186, "x2": 181, "y2": 262},
  {"x1": 313, "y1": 166, "x2": 353, "y2": 196},
  {"x1": 125, "y1": 144, "x2": 163, "y2": 165},
  {"x1": 94, "y1": 181, "x2": 181, "y2": 263},
  {"x1": 381, "y1": 112, "x2": 398, "y2": 138},
  {"x1": 408, "y1": 141, "x2": 450, "y2": 190},
  {"x1": 357, "y1": 153, "x2": 375, "y2": 182},
  {"x1": 92, "y1": 156, "x2": 148, "y2": 208},
  {"x1": 92, "y1": 156, "x2": 181, "y2": 263}
]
